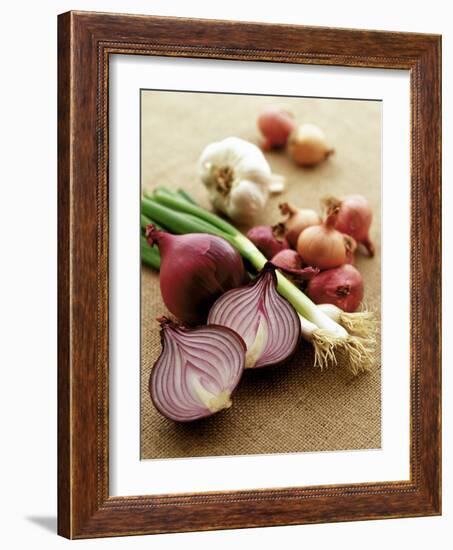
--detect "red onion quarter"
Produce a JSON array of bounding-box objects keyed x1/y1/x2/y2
[
  {"x1": 306, "y1": 264, "x2": 364, "y2": 313},
  {"x1": 208, "y1": 263, "x2": 301, "y2": 369},
  {"x1": 150, "y1": 318, "x2": 246, "y2": 422}
]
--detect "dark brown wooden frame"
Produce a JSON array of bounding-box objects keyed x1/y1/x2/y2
[{"x1": 58, "y1": 10, "x2": 441, "y2": 539}]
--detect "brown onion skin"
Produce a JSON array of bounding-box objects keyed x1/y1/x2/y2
[
  {"x1": 306, "y1": 264, "x2": 364, "y2": 313},
  {"x1": 246, "y1": 224, "x2": 289, "y2": 259},
  {"x1": 324, "y1": 195, "x2": 375, "y2": 257},
  {"x1": 296, "y1": 208, "x2": 356, "y2": 270},
  {"x1": 146, "y1": 226, "x2": 245, "y2": 325},
  {"x1": 279, "y1": 202, "x2": 321, "y2": 248},
  {"x1": 258, "y1": 107, "x2": 296, "y2": 150}
]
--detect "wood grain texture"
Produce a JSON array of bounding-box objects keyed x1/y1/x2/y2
[{"x1": 57, "y1": 10, "x2": 441, "y2": 539}]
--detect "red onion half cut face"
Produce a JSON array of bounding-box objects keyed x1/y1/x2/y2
[
  {"x1": 208, "y1": 264, "x2": 301, "y2": 369},
  {"x1": 150, "y1": 319, "x2": 246, "y2": 422}
]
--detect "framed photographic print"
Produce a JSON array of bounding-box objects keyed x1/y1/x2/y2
[{"x1": 58, "y1": 11, "x2": 441, "y2": 539}]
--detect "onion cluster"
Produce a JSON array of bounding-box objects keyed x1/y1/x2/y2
[{"x1": 147, "y1": 228, "x2": 302, "y2": 421}]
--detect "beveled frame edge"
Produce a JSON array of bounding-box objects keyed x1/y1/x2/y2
[{"x1": 57, "y1": 11, "x2": 441, "y2": 539}]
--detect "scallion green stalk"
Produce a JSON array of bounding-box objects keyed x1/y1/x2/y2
[{"x1": 141, "y1": 235, "x2": 161, "y2": 270}]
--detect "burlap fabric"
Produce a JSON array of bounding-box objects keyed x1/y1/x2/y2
[{"x1": 140, "y1": 92, "x2": 381, "y2": 459}]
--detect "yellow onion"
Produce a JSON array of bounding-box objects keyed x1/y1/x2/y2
[
  {"x1": 279, "y1": 202, "x2": 321, "y2": 248},
  {"x1": 287, "y1": 123, "x2": 334, "y2": 166},
  {"x1": 296, "y1": 208, "x2": 356, "y2": 270}
]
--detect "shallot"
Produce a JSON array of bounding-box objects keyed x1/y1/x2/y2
[
  {"x1": 279, "y1": 202, "x2": 321, "y2": 248},
  {"x1": 323, "y1": 194, "x2": 375, "y2": 257},
  {"x1": 246, "y1": 224, "x2": 289, "y2": 259},
  {"x1": 257, "y1": 107, "x2": 296, "y2": 150},
  {"x1": 150, "y1": 318, "x2": 245, "y2": 422},
  {"x1": 296, "y1": 207, "x2": 356, "y2": 270},
  {"x1": 146, "y1": 225, "x2": 245, "y2": 325},
  {"x1": 306, "y1": 264, "x2": 364, "y2": 313},
  {"x1": 208, "y1": 263, "x2": 301, "y2": 369}
]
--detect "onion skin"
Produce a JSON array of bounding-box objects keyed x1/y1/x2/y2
[
  {"x1": 258, "y1": 107, "x2": 296, "y2": 150},
  {"x1": 150, "y1": 319, "x2": 246, "y2": 422},
  {"x1": 279, "y1": 202, "x2": 321, "y2": 248},
  {"x1": 323, "y1": 195, "x2": 374, "y2": 257},
  {"x1": 146, "y1": 226, "x2": 246, "y2": 325},
  {"x1": 208, "y1": 263, "x2": 301, "y2": 369},
  {"x1": 306, "y1": 264, "x2": 364, "y2": 313},
  {"x1": 296, "y1": 208, "x2": 356, "y2": 270},
  {"x1": 287, "y1": 123, "x2": 334, "y2": 166},
  {"x1": 246, "y1": 224, "x2": 289, "y2": 259},
  {"x1": 271, "y1": 249, "x2": 319, "y2": 282}
]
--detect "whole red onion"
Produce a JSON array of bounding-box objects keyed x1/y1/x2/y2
[
  {"x1": 246, "y1": 224, "x2": 289, "y2": 259},
  {"x1": 271, "y1": 249, "x2": 319, "y2": 282},
  {"x1": 146, "y1": 225, "x2": 245, "y2": 325},
  {"x1": 323, "y1": 195, "x2": 375, "y2": 257},
  {"x1": 306, "y1": 264, "x2": 364, "y2": 313},
  {"x1": 258, "y1": 107, "x2": 296, "y2": 150}
]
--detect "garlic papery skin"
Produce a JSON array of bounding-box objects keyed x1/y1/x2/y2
[{"x1": 199, "y1": 136, "x2": 284, "y2": 223}]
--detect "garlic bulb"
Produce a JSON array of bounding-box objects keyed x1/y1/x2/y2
[{"x1": 198, "y1": 137, "x2": 284, "y2": 224}]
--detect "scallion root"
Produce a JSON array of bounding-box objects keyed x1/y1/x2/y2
[
  {"x1": 338, "y1": 310, "x2": 377, "y2": 340},
  {"x1": 337, "y1": 334, "x2": 375, "y2": 376},
  {"x1": 311, "y1": 329, "x2": 344, "y2": 369}
]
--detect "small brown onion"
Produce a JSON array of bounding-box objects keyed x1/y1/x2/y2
[
  {"x1": 287, "y1": 123, "x2": 334, "y2": 166},
  {"x1": 246, "y1": 223, "x2": 289, "y2": 259},
  {"x1": 296, "y1": 207, "x2": 356, "y2": 270},
  {"x1": 279, "y1": 202, "x2": 321, "y2": 248},
  {"x1": 271, "y1": 249, "x2": 319, "y2": 282},
  {"x1": 323, "y1": 195, "x2": 375, "y2": 257},
  {"x1": 258, "y1": 107, "x2": 296, "y2": 150},
  {"x1": 306, "y1": 264, "x2": 364, "y2": 313}
]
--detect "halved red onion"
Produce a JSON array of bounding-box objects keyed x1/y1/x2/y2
[
  {"x1": 207, "y1": 263, "x2": 301, "y2": 369},
  {"x1": 150, "y1": 318, "x2": 246, "y2": 422}
]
